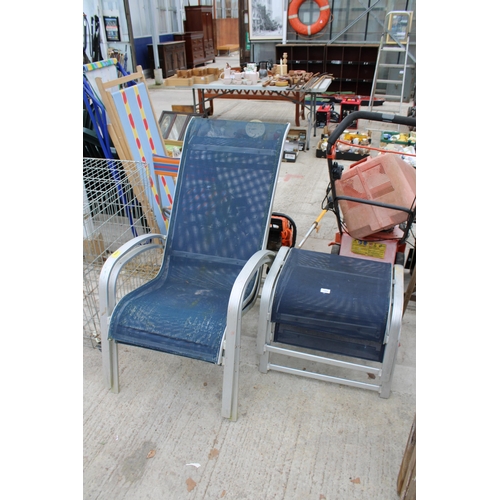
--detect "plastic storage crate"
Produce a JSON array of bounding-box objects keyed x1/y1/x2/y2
[{"x1": 336, "y1": 154, "x2": 416, "y2": 239}]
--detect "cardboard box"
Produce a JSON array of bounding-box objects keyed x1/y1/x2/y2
[
  {"x1": 283, "y1": 141, "x2": 299, "y2": 162},
  {"x1": 316, "y1": 137, "x2": 330, "y2": 158},
  {"x1": 287, "y1": 128, "x2": 307, "y2": 142},
  {"x1": 83, "y1": 233, "x2": 105, "y2": 263},
  {"x1": 284, "y1": 136, "x2": 304, "y2": 153},
  {"x1": 282, "y1": 151, "x2": 298, "y2": 162},
  {"x1": 286, "y1": 129, "x2": 307, "y2": 153}
]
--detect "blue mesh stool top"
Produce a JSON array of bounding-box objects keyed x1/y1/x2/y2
[
  {"x1": 257, "y1": 246, "x2": 405, "y2": 398},
  {"x1": 99, "y1": 117, "x2": 290, "y2": 420},
  {"x1": 271, "y1": 248, "x2": 392, "y2": 363}
]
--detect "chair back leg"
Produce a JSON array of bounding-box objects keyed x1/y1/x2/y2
[{"x1": 99, "y1": 249, "x2": 123, "y2": 393}]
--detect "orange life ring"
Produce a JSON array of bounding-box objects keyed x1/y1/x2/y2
[{"x1": 288, "y1": 0, "x2": 331, "y2": 36}]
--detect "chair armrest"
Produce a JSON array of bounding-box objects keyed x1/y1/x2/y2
[
  {"x1": 99, "y1": 234, "x2": 166, "y2": 318},
  {"x1": 226, "y1": 249, "x2": 276, "y2": 330},
  {"x1": 257, "y1": 245, "x2": 291, "y2": 350},
  {"x1": 221, "y1": 249, "x2": 276, "y2": 420}
]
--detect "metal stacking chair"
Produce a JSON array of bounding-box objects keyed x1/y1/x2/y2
[{"x1": 99, "y1": 117, "x2": 290, "y2": 421}]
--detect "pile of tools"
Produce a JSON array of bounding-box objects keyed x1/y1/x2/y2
[{"x1": 263, "y1": 71, "x2": 332, "y2": 90}]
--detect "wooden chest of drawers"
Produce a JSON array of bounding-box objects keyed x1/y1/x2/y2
[
  {"x1": 183, "y1": 6, "x2": 215, "y2": 66},
  {"x1": 174, "y1": 32, "x2": 205, "y2": 69}
]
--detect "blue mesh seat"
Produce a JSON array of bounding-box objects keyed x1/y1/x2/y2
[
  {"x1": 257, "y1": 247, "x2": 405, "y2": 398},
  {"x1": 100, "y1": 118, "x2": 290, "y2": 420},
  {"x1": 271, "y1": 248, "x2": 392, "y2": 362}
]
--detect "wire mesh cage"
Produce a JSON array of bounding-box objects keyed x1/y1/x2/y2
[{"x1": 83, "y1": 157, "x2": 165, "y2": 349}]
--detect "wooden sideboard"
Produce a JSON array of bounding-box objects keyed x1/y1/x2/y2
[{"x1": 148, "y1": 41, "x2": 187, "y2": 78}]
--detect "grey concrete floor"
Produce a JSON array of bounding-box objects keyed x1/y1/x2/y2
[{"x1": 83, "y1": 53, "x2": 416, "y2": 499}]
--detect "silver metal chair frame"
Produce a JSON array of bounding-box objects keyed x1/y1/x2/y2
[
  {"x1": 99, "y1": 234, "x2": 166, "y2": 393},
  {"x1": 99, "y1": 234, "x2": 276, "y2": 420}
]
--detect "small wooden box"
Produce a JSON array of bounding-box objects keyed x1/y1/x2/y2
[
  {"x1": 164, "y1": 76, "x2": 194, "y2": 87},
  {"x1": 192, "y1": 68, "x2": 208, "y2": 76},
  {"x1": 176, "y1": 69, "x2": 193, "y2": 78},
  {"x1": 193, "y1": 74, "x2": 216, "y2": 84}
]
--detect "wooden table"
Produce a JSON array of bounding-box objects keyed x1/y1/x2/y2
[
  {"x1": 216, "y1": 44, "x2": 239, "y2": 55},
  {"x1": 192, "y1": 78, "x2": 332, "y2": 149}
]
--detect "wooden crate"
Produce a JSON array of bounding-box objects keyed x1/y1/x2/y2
[
  {"x1": 206, "y1": 67, "x2": 223, "y2": 75},
  {"x1": 164, "y1": 76, "x2": 194, "y2": 87},
  {"x1": 164, "y1": 139, "x2": 183, "y2": 148},
  {"x1": 177, "y1": 69, "x2": 193, "y2": 78},
  {"x1": 192, "y1": 67, "x2": 208, "y2": 76},
  {"x1": 171, "y1": 104, "x2": 196, "y2": 113},
  {"x1": 193, "y1": 74, "x2": 216, "y2": 84},
  {"x1": 163, "y1": 139, "x2": 183, "y2": 158}
]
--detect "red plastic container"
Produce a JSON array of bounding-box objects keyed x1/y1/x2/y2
[{"x1": 336, "y1": 154, "x2": 416, "y2": 239}]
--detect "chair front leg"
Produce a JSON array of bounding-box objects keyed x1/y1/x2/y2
[
  {"x1": 221, "y1": 250, "x2": 276, "y2": 421},
  {"x1": 380, "y1": 264, "x2": 404, "y2": 398},
  {"x1": 101, "y1": 324, "x2": 120, "y2": 393},
  {"x1": 257, "y1": 246, "x2": 290, "y2": 373},
  {"x1": 98, "y1": 234, "x2": 165, "y2": 393}
]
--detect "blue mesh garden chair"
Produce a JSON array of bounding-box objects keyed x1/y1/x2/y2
[{"x1": 99, "y1": 117, "x2": 289, "y2": 421}]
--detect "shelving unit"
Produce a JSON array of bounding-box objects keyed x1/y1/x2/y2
[{"x1": 276, "y1": 44, "x2": 379, "y2": 95}]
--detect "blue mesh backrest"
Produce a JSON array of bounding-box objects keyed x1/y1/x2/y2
[{"x1": 167, "y1": 118, "x2": 289, "y2": 262}]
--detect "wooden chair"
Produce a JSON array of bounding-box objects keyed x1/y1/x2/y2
[{"x1": 95, "y1": 66, "x2": 177, "y2": 235}]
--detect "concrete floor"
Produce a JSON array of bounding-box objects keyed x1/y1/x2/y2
[{"x1": 83, "y1": 53, "x2": 416, "y2": 499}]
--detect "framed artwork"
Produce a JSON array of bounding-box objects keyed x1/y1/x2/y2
[
  {"x1": 249, "y1": 0, "x2": 284, "y2": 40},
  {"x1": 103, "y1": 16, "x2": 121, "y2": 42},
  {"x1": 158, "y1": 111, "x2": 197, "y2": 142},
  {"x1": 385, "y1": 11, "x2": 413, "y2": 45}
]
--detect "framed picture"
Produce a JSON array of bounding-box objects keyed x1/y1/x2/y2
[
  {"x1": 249, "y1": 0, "x2": 284, "y2": 40},
  {"x1": 385, "y1": 11, "x2": 413, "y2": 45},
  {"x1": 103, "y1": 16, "x2": 121, "y2": 42}
]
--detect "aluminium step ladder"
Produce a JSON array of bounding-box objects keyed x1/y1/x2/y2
[{"x1": 369, "y1": 11, "x2": 415, "y2": 114}]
